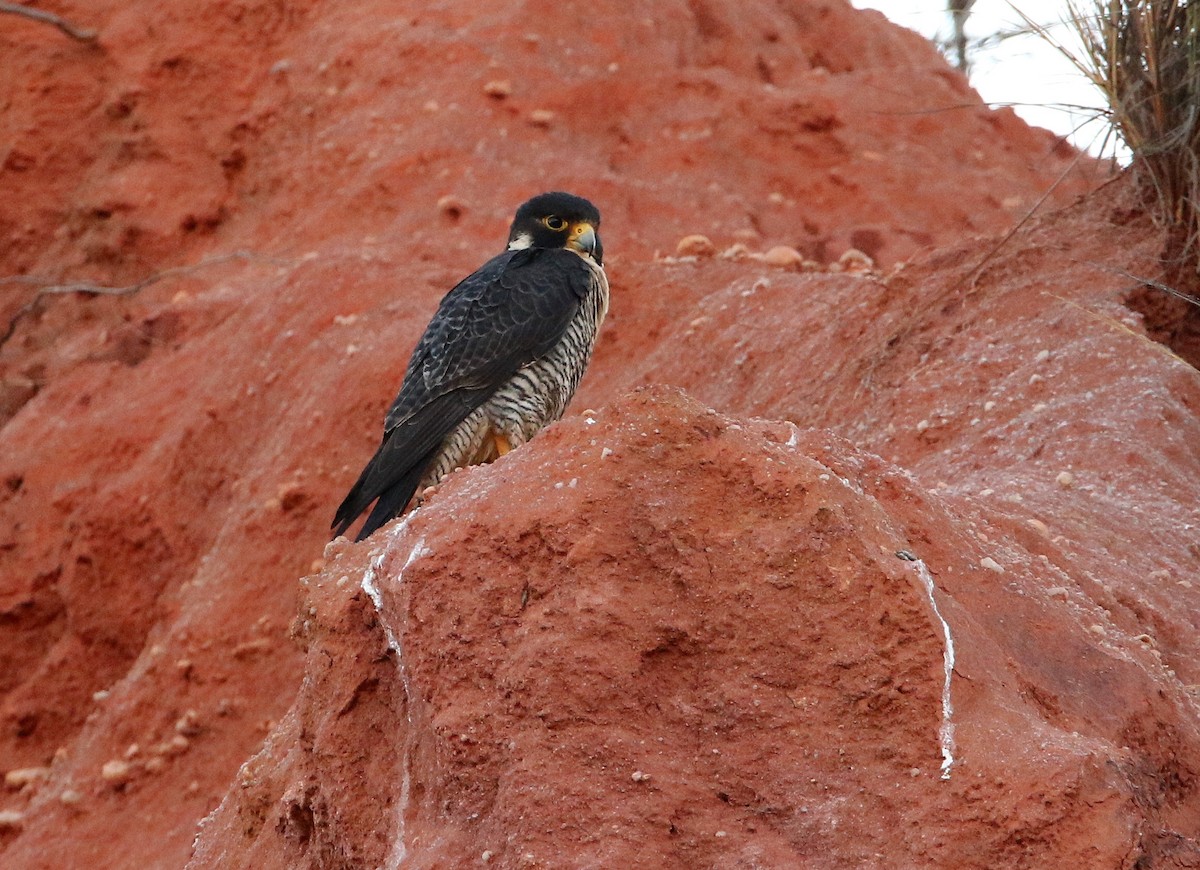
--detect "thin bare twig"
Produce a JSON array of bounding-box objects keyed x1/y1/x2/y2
[
  {"x1": 853, "y1": 147, "x2": 1104, "y2": 398},
  {"x1": 1080, "y1": 260, "x2": 1200, "y2": 307},
  {"x1": 948, "y1": 0, "x2": 976, "y2": 73},
  {"x1": 1045, "y1": 291, "x2": 1198, "y2": 372},
  {"x1": 965, "y1": 148, "x2": 1097, "y2": 290},
  {"x1": 0, "y1": 1, "x2": 96, "y2": 41},
  {"x1": 1, "y1": 250, "x2": 292, "y2": 348}
]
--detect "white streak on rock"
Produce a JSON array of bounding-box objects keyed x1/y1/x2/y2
[
  {"x1": 358, "y1": 516, "x2": 432, "y2": 870},
  {"x1": 913, "y1": 558, "x2": 956, "y2": 779},
  {"x1": 361, "y1": 550, "x2": 398, "y2": 653},
  {"x1": 403, "y1": 538, "x2": 431, "y2": 571}
]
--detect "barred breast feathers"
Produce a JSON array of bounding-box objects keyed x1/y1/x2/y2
[
  {"x1": 485, "y1": 261, "x2": 607, "y2": 439},
  {"x1": 419, "y1": 263, "x2": 608, "y2": 491}
]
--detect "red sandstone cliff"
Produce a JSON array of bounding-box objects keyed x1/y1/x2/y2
[{"x1": 3, "y1": 1, "x2": 1197, "y2": 868}]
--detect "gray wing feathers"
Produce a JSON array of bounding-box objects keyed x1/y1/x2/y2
[{"x1": 333, "y1": 248, "x2": 594, "y2": 539}]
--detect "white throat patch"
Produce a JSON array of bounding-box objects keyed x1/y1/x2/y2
[{"x1": 507, "y1": 233, "x2": 533, "y2": 251}]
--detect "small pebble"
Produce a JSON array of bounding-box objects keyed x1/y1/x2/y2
[
  {"x1": 1055, "y1": 471, "x2": 1074, "y2": 488},
  {"x1": 528, "y1": 108, "x2": 555, "y2": 126},
  {"x1": 1026, "y1": 518, "x2": 1050, "y2": 537},
  {"x1": 837, "y1": 248, "x2": 874, "y2": 272},
  {"x1": 676, "y1": 234, "x2": 716, "y2": 257},
  {"x1": 482, "y1": 79, "x2": 512, "y2": 98},
  {"x1": 631, "y1": 770, "x2": 650, "y2": 782},
  {"x1": 979, "y1": 557, "x2": 1004, "y2": 574},
  {"x1": 0, "y1": 810, "x2": 24, "y2": 830},
  {"x1": 4, "y1": 767, "x2": 49, "y2": 790},
  {"x1": 437, "y1": 195, "x2": 467, "y2": 219},
  {"x1": 101, "y1": 760, "x2": 133, "y2": 784},
  {"x1": 176, "y1": 710, "x2": 202, "y2": 736},
  {"x1": 761, "y1": 245, "x2": 804, "y2": 269},
  {"x1": 59, "y1": 789, "x2": 82, "y2": 806}
]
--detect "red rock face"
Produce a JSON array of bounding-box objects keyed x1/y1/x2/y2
[
  {"x1": 193, "y1": 381, "x2": 1200, "y2": 868},
  {"x1": 4, "y1": 0, "x2": 1198, "y2": 868}
]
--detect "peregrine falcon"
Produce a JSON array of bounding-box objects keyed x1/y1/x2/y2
[{"x1": 332, "y1": 191, "x2": 609, "y2": 541}]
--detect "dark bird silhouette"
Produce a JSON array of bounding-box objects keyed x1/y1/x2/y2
[{"x1": 332, "y1": 191, "x2": 609, "y2": 541}]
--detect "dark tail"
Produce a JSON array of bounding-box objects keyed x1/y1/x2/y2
[
  {"x1": 331, "y1": 444, "x2": 435, "y2": 541},
  {"x1": 353, "y1": 445, "x2": 439, "y2": 541},
  {"x1": 331, "y1": 390, "x2": 487, "y2": 541}
]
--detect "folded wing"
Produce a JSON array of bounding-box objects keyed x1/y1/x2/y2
[{"x1": 331, "y1": 248, "x2": 593, "y2": 540}]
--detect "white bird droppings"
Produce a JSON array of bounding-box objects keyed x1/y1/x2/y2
[{"x1": 911, "y1": 558, "x2": 956, "y2": 780}]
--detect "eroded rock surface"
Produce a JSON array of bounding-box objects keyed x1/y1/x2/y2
[
  {"x1": 195, "y1": 386, "x2": 1200, "y2": 868},
  {"x1": 5, "y1": 0, "x2": 1198, "y2": 867}
]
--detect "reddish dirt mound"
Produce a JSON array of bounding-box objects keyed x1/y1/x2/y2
[
  {"x1": 188, "y1": 185, "x2": 1200, "y2": 867},
  {"x1": 7, "y1": 0, "x2": 1197, "y2": 868}
]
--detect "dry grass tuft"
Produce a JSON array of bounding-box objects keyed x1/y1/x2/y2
[{"x1": 1060, "y1": 1, "x2": 1200, "y2": 275}]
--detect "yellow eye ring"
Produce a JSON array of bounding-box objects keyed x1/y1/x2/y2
[{"x1": 543, "y1": 215, "x2": 567, "y2": 231}]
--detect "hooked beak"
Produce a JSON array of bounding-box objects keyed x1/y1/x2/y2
[{"x1": 568, "y1": 222, "x2": 597, "y2": 257}]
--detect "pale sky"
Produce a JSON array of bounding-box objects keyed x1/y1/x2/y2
[{"x1": 852, "y1": 1, "x2": 1123, "y2": 160}]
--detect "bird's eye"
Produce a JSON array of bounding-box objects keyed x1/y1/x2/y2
[{"x1": 543, "y1": 215, "x2": 567, "y2": 231}]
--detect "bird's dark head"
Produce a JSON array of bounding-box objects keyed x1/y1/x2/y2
[{"x1": 508, "y1": 191, "x2": 603, "y2": 265}]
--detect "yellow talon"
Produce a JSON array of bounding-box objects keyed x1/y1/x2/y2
[{"x1": 493, "y1": 433, "x2": 513, "y2": 457}]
